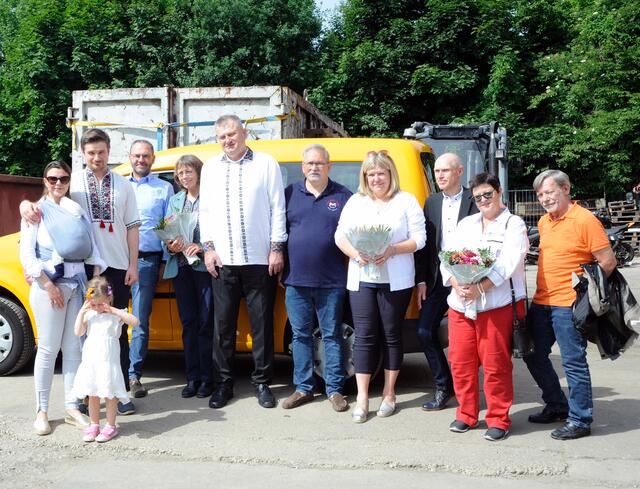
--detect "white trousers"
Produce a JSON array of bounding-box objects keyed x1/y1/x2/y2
[{"x1": 30, "y1": 282, "x2": 83, "y2": 412}]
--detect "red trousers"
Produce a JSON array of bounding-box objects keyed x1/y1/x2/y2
[{"x1": 448, "y1": 301, "x2": 523, "y2": 431}]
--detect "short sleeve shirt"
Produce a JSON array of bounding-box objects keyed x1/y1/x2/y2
[
  {"x1": 282, "y1": 179, "x2": 352, "y2": 288},
  {"x1": 533, "y1": 203, "x2": 610, "y2": 307}
]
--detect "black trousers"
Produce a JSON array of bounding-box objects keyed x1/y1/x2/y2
[
  {"x1": 211, "y1": 265, "x2": 276, "y2": 385},
  {"x1": 349, "y1": 284, "x2": 413, "y2": 374},
  {"x1": 102, "y1": 267, "x2": 131, "y2": 391}
]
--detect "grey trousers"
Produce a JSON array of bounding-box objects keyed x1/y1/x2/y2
[{"x1": 30, "y1": 282, "x2": 83, "y2": 412}]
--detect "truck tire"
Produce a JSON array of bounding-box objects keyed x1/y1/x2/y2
[{"x1": 0, "y1": 297, "x2": 35, "y2": 376}]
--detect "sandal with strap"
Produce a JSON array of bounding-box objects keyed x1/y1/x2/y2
[{"x1": 96, "y1": 424, "x2": 118, "y2": 443}]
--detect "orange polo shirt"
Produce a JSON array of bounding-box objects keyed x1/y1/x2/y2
[{"x1": 533, "y1": 203, "x2": 610, "y2": 307}]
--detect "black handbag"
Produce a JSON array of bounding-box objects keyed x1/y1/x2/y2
[{"x1": 510, "y1": 278, "x2": 534, "y2": 358}]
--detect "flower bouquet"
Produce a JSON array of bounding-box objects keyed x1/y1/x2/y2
[
  {"x1": 439, "y1": 248, "x2": 496, "y2": 319},
  {"x1": 154, "y1": 212, "x2": 200, "y2": 266},
  {"x1": 346, "y1": 224, "x2": 393, "y2": 280}
]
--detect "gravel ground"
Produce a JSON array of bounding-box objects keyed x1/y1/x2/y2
[{"x1": 1, "y1": 262, "x2": 639, "y2": 489}]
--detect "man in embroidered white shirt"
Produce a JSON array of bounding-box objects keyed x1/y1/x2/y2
[
  {"x1": 20, "y1": 129, "x2": 141, "y2": 415},
  {"x1": 200, "y1": 114, "x2": 287, "y2": 410}
]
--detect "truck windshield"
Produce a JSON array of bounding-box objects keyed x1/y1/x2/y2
[{"x1": 423, "y1": 138, "x2": 487, "y2": 187}]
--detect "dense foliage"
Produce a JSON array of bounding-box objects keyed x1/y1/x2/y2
[{"x1": 0, "y1": 0, "x2": 638, "y2": 195}]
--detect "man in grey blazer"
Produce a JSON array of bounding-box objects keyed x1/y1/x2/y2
[{"x1": 415, "y1": 153, "x2": 478, "y2": 410}]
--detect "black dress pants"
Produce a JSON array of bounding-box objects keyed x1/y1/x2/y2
[
  {"x1": 211, "y1": 265, "x2": 276, "y2": 385},
  {"x1": 102, "y1": 267, "x2": 131, "y2": 391}
]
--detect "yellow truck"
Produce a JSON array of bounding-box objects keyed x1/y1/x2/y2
[{"x1": 0, "y1": 137, "x2": 435, "y2": 377}]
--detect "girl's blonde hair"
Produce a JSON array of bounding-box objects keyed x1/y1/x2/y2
[
  {"x1": 86, "y1": 276, "x2": 113, "y2": 305},
  {"x1": 358, "y1": 151, "x2": 401, "y2": 199}
]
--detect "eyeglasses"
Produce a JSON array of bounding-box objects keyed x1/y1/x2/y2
[
  {"x1": 367, "y1": 150, "x2": 389, "y2": 158},
  {"x1": 303, "y1": 161, "x2": 328, "y2": 167},
  {"x1": 45, "y1": 176, "x2": 71, "y2": 185},
  {"x1": 472, "y1": 190, "x2": 495, "y2": 203}
]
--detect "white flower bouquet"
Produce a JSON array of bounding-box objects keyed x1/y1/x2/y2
[
  {"x1": 154, "y1": 212, "x2": 200, "y2": 266},
  {"x1": 439, "y1": 248, "x2": 496, "y2": 319},
  {"x1": 346, "y1": 224, "x2": 393, "y2": 280}
]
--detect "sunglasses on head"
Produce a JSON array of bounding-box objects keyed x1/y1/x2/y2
[
  {"x1": 367, "y1": 149, "x2": 389, "y2": 158},
  {"x1": 45, "y1": 175, "x2": 70, "y2": 185},
  {"x1": 472, "y1": 190, "x2": 495, "y2": 203}
]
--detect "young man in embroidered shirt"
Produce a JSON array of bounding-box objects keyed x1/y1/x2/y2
[
  {"x1": 126, "y1": 141, "x2": 174, "y2": 402},
  {"x1": 280, "y1": 144, "x2": 352, "y2": 412},
  {"x1": 20, "y1": 129, "x2": 141, "y2": 414},
  {"x1": 200, "y1": 115, "x2": 287, "y2": 410}
]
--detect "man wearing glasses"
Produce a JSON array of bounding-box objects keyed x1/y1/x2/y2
[
  {"x1": 414, "y1": 153, "x2": 477, "y2": 411},
  {"x1": 280, "y1": 144, "x2": 352, "y2": 412}
]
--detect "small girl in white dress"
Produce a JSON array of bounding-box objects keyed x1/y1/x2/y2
[{"x1": 72, "y1": 276, "x2": 139, "y2": 442}]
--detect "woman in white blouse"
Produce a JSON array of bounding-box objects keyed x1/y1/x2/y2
[
  {"x1": 335, "y1": 151, "x2": 426, "y2": 423},
  {"x1": 441, "y1": 172, "x2": 528, "y2": 442},
  {"x1": 19, "y1": 161, "x2": 104, "y2": 436}
]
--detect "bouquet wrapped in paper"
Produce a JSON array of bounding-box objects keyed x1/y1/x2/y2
[
  {"x1": 154, "y1": 212, "x2": 200, "y2": 266},
  {"x1": 439, "y1": 248, "x2": 496, "y2": 319},
  {"x1": 346, "y1": 224, "x2": 393, "y2": 280}
]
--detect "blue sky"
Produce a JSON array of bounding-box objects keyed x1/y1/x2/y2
[{"x1": 316, "y1": 0, "x2": 342, "y2": 12}]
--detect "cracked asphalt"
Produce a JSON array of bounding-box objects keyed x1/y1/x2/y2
[{"x1": 1, "y1": 263, "x2": 639, "y2": 489}]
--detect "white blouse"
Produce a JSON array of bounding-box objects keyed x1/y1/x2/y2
[
  {"x1": 335, "y1": 191, "x2": 426, "y2": 292},
  {"x1": 440, "y1": 208, "x2": 528, "y2": 313}
]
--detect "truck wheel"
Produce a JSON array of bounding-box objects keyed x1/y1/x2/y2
[{"x1": 0, "y1": 297, "x2": 35, "y2": 376}]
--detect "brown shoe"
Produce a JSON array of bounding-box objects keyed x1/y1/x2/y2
[
  {"x1": 282, "y1": 391, "x2": 314, "y2": 409},
  {"x1": 328, "y1": 392, "x2": 348, "y2": 412}
]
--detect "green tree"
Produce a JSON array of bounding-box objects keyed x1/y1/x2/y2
[{"x1": 0, "y1": 0, "x2": 322, "y2": 176}]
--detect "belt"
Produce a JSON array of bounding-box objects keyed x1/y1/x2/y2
[{"x1": 138, "y1": 250, "x2": 163, "y2": 258}]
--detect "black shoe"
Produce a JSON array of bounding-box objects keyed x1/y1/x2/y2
[
  {"x1": 181, "y1": 381, "x2": 201, "y2": 398},
  {"x1": 196, "y1": 382, "x2": 214, "y2": 398},
  {"x1": 484, "y1": 427, "x2": 509, "y2": 441},
  {"x1": 551, "y1": 422, "x2": 591, "y2": 440},
  {"x1": 255, "y1": 383, "x2": 276, "y2": 408},
  {"x1": 422, "y1": 390, "x2": 454, "y2": 411},
  {"x1": 528, "y1": 406, "x2": 569, "y2": 424},
  {"x1": 209, "y1": 384, "x2": 234, "y2": 409},
  {"x1": 449, "y1": 419, "x2": 478, "y2": 433}
]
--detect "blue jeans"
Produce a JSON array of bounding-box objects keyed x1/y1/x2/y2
[
  {"x1": 416, "y1": 282, "x2": 453, "y2": 392},
  {"x1": 285, "y1": 286, "x2": 346, "y2": 396},
  {"x1": 129, "y1": 254, "x2": 160, "y2": 380},
  {"x1": 173, "y1": 265, "x2": 214, "y2": 383},
  {"x1": 524, "y1": 303, "x2": 593, "y2": 428}
]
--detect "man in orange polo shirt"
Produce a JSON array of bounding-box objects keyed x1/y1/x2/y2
[{"x1": 524, "y1": 170, "x2": 616, "y2": 440}]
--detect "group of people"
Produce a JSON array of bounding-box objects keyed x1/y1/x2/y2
[{"x1": 19, "y1": 113, "x2": 617, "y2": 444}]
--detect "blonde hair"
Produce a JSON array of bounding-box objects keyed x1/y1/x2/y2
[
  {"x1": 358, "y1": 151, "x2": 401, "y2": 199},
  {"x1": 86, "y1": 276, "x2": 113, "y2": 305}
]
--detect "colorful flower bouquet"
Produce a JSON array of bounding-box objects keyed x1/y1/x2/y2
[
  {"x1": 439, "y1": 248, "x2": 496, "y2": 319},
  {"x1": 154, "y1": 212, "x2": 199, "y2": 266},
  {"x1": 346, "y1": 224, "x2": 393, "y2": 280}
]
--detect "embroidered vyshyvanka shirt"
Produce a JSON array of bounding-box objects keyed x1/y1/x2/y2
[
  {"x1": 199, "y1": 148, "x2": 287, "y2": 266},
  {"x1": 71, "y1": 169, "x2": 141, "y2": 271}
]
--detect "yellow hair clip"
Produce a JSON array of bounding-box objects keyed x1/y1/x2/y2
[{"x1": 86, "y1": 287, "x2": 94, "y2": 299}]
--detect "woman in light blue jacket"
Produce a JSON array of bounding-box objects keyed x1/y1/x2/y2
[{"x1": 162, "y1": 155, "x2": 214, "y2": 399}]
